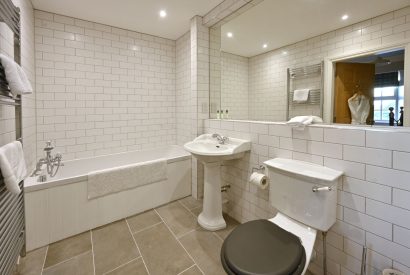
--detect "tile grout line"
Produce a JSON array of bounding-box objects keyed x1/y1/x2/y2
[
  {"x1": 176, "y1": 264, "x2": 196, "y2": 275},
  {"x1": 212, "y1": 231, "x2": 224, "y2": 243},
  {"x1": 102, "y1": 256, "x2": 142, "y2": 275},
  {"x1": 131, "y1": 220, "x2": 163, "y2": 235},
  {"x1": 178, "y1": 200, "x2": 202, "y2": 219},
  {"x1": 153, "y1": 208, "x2": 205, "y2": 275},
  {"x1": 40, "y1": 245, "x2": 49, "y2": 275},
  {"x1": 125, "y1": 219, "x2": 151, "y2": 275},
  {"x1": 41, "y1": 250, "x2": 92, "y2": 272},
  {"x1": 176, "y1": 227, "x2": 198, "y2": 239},
  {"x1": 90, "y1": 230, "x2": 96, "y2": 275}
]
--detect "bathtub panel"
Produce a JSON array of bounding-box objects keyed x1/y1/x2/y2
[
  {"x1": 25, "y1": 190, "x2": 50, "y2": 251},
  {"x1": 25, "y1": 158, "x2": 191, "y2": 251}
]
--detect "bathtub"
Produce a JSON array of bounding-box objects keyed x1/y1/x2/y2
[{"x1": 24, "y1": 145, "x2": 191, "y2": 251}]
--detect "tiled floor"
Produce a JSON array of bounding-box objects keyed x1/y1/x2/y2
[{"x1": 14, "y1": 196, "x2": 240, "y2": 275}]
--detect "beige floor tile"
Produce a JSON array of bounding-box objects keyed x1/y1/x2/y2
[
  {"x1": 134, "y1": 222, "x2": 193, "y2": 275},
  {"x1": 126, "y1": 210, "x2": 162, "y2": 233},
  {"x1": 92, "y1": 220, "x2": 140, "y2": 275},
  {"x1": 179, "y1": 196, "x2": 202, "y2": 210},
  {"x1": 106, "y1": 257, "x2": 148, "y2": 275},
  {"x1": 179, "y1": 228, "x2": 225, "y2": 275},
  {"x1": 44, "y1": 231, "x2": 91, "y2": 268},
  {"x1": 214, "y1": 214, "x2": 240, "y2": 240},
  {"x1": 42, "y1": 251, "x2": 94, "y2": 275},
  {"x1": 190, "y1": 206, "x2": 202, "y2": 217},
  {"x1": 156, "y1": 201, "x2": 198, "y2": 237},
  {"x1": 180, "y1": 265, "x2": 203, "y2": 275},
  {"x1": 15, "y1": 247, "x2": 47, "y2": 275}
]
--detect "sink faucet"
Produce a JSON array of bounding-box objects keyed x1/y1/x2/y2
[
  {"x1": 32, "y1": 141, "x2": 63, "y2": 179},
  {"x1": 212, "y1": 133, "x2": 229, "y2": 144}
]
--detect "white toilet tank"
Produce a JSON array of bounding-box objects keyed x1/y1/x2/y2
[{"x1": 264, "y1": 158, "x2": 343, "y2": 232}]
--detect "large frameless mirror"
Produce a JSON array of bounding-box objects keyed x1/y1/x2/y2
[{"x1": 210, "y1": 0, "x2": 410, "y2": 127}]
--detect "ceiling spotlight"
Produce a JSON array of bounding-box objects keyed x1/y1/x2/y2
[
  {"x1": 227, "y1": 32, "x2": 233, "y2": 38},
  {"x1": 263, "y1": 44, "x2": 268, "y2": 48},
  {"x1": 341, "y1": 14, "x2": 349, "y2": 20},
  {"x1": 282, "y1": 51, "x2": 288, "y2": 55},
  {"x1": 159, "y1": 10, "x2": 167, "y2": 18}
]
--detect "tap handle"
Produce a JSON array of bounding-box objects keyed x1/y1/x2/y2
[{"x1": 44, "y1": 140, "x2": 54, "y2": 151}]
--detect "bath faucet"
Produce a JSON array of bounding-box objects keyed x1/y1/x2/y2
[
  {"x1": 32, "y1": 141, "x2": 63, "y2": 179},
  {"x1": 212, "y1": 133, "x2": 229, "y2": 144}
]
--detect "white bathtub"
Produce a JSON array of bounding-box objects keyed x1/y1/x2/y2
[{"x1": 24, "y1": 145, "x2": 191, "y2": 251}]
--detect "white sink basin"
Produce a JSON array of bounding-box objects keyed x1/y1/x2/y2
[
  {"x1": 184, "y1": 134, "x2": 251, "y2": 163},
  {"x1": 184, "y1": 134, "x2": 251, "y2": 231}
]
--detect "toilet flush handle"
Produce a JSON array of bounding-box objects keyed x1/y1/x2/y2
[{"x1": 312, "y1": 186, "x2": 332, "y2": 192}]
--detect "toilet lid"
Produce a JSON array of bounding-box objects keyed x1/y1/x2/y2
[{"x1": 221, "y1": 219, "x2": 306, "y2": 275}]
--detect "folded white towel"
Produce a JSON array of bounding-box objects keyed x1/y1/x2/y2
[
  {"x1": 0, "y1": 54, "x2": 33, "y2": 96},
  {"x1": 88, "y1": 158, "x2": 167, "y2": 199},
  {"x1": 0, "y1": 141, "x2": 27, "y2": 194},
  {"x1": 293, "y1": 89, "x2": 310, "y2": 102},
  {"x1": 286, "y1": 116, "x2": 323, "y2": 129}
]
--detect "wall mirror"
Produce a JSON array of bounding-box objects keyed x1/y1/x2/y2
[
  {"x1": 329, "y1": 48, "x2": 407, "y2": 126},
  {"x1": 210, "y1": 0, "x2": 410, "y2": 127}
]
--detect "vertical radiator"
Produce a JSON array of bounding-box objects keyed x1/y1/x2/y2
[
  {"x1": 0, "y1": 180, "x2": 25, "y2": 275},
  {"x1": 0, "y1": 0, "x2": 26, "y2": 274}
]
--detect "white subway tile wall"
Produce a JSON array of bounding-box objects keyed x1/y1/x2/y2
[
  {"x1": 221, "y1": 51, "x2": 249, "y2": 119},
  {"x1": 205, "y1": 119, "x2": 410, "y2": 274},
  {"x1": 0, "y1": 0, "x2": 36, "y2": 170},
  {"x1": 176, "y1": 31, "x2": 191, "y2": 146},
  {"x1": 34, "y1": 10, "x2": 176, "y2": 160},
  {"x1": 190, "y1": 16, "x2": 210, "y2": 198}
]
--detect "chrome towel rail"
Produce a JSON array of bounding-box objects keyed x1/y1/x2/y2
[{"x1": 0, "y1": 180, "x2": 25, "y2": 275}]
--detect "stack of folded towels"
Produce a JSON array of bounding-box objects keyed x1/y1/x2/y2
[
  {"x1": 0, "y1": 141, "x2": 27, "y2": 194},
  {"x1": 286, "y1": 116, "x2": 323, "y2": 129}
]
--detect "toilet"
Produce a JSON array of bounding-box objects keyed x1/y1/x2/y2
[{"x1": 221, "y1": 158, "x2": 343, "y2": 275}]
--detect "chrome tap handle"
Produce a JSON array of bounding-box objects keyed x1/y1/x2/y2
[
  {"x1": 44, "y1": 140, "x2": 54, "y2": 151},
  {"x1": 312, "y1": 186, "x2": 332, "y2": 192}
]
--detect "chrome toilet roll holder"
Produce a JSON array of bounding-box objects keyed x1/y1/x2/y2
[{"x1": 252, "y1": 165, "x2": 265, "y2": 173}]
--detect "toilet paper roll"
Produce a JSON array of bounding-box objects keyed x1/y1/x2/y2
[{"x1": 249, "y1": 172, "x2": 268, "y2": 190}]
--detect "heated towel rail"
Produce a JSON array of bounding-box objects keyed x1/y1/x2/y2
[
  {"x1": 286, "y1": 62, "x2": 324, "y2": 120},
  {"x1": 0, "y1": 1, "x2": 26, "y2": 274}
]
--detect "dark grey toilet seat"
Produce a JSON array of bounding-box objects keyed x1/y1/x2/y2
[{"x1": 221, "y1": 219, "x2": 306, "y2": 275}]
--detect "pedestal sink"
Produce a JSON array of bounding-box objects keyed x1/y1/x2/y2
[{"x1": 184, "y1": 134, "x2": 251, "y2": 230}]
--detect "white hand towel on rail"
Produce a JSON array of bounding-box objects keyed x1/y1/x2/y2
[
  {"x1": 87, "y1": 158, "x2": 167, "y2": 199},
  {"x1": 0, "y1": 141, "x2": 27, "y2": 194},
  {"x1": 293, "y1": 89, "x2": 310, "y2": 102},
  {"x1": 0, "y1": 54, "x2": 33, "y2": 96}
]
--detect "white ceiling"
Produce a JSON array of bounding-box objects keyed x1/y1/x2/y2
[
  {"x1": 31, "y1": 0, "x2": 224, "y2": 40},
  {"x1": 221, "y1": 0, "x2": 410, "y2": 57}
]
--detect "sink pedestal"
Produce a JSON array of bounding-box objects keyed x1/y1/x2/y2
[{"x1": 198, "y1": 161, "x2": 226, "y2": 231}]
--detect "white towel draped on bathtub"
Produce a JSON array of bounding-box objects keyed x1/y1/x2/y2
[{"x1": 87, "y1": 158, "x2": 167, "y2": 199}]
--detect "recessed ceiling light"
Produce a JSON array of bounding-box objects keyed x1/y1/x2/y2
[
  {"x1": 282, "y1": 51, "x2": 288, "y2": 55},
  {"x1": 159, "y1": 10, "x2": 167, "y2": 18},
  {"x1": 341, "y1": 14, "x2": 349, "y2": 20},
  {"x1": 227, "y1": 32, "x2": 233, "y2": 38},
  {"x1": 263, "y1": 44, "x2": 268, "y2": 48}
]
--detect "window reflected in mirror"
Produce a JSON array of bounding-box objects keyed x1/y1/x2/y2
[{"x1": 333, "y1": 49, "x2": 404, "y2": 126}]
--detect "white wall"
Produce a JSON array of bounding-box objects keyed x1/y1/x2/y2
[
  {"x1": 221, "y1": 51, "x2": 249, "y2": 119},
  {"x1": 206, "y1": 118, "x2": 410, "y2": 275},
  {"x1": 176, "y1": 31, "x2": 191, "y2": 146},
  {"x1": 0, "y1": 0, "x2": 36, "y2": 170},
  {"x1": 34, "y1": 10, "x2": 176, "y2": 160}
]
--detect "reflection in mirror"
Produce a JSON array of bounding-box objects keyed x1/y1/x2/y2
[
  {"x1": 333, "y1": 49, "x2": 404, "y2": 126},
  {"x1": 209, "y1": 0, "x2": 410, "y2": 126}
]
